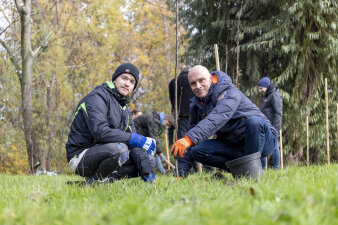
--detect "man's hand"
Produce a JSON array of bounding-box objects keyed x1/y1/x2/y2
[
  {"x1": 129, "y1": 133, "x2": 156, "y2": 155},
  {"x1": 171, "y1": 135, "x2": 194, "y2": 158}
]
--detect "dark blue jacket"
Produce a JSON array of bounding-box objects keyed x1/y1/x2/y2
[
  {"x1": 261, "y1": 83, "x2": 283, "y2": 131},
  {"x1": 66, "y1": 81, "x2": 135, "y2": 162},
  {"x1": 186, "y1": 71, "x2": 276, "y2": 146}
]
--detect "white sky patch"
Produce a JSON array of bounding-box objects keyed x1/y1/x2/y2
[{"x1": 0, "y1": 2, "x2": 13, "y2": 39}]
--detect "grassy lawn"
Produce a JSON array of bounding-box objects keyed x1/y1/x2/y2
[{"x1": 0, "y1": 164, "x2": 337, "y2": 225}]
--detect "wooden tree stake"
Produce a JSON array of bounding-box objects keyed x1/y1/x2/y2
[
  {"x1": 174, "y1": 0, "x2": 179, "y2": 176},
  {"x1": 214, "y1": 44, "x2": 220, "y2": 71},
  {"x1": 325, "y1": 78, "x2": 330, "y2": 165},
  {"x1": 164, "y1": 128, "x2": 171, "y2": 170},
  {"x1": 280, "y1": 129, "x2": 283, "y2": 169},
  {"x1": 306, "y1": 115, "x2": 309, "y2": 166}
]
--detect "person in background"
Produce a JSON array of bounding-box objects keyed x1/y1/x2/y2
[
  {"x1": 66, "y1": 63, "x2": 156, "y2": 185},
  {"x1": 133, "y1": 112, "x2": 174, "y2": 174},
  {"x1": 168, "y1": 67, "x2": 193, "y2": 141},
  {"x1": 257, "y1": 77, "x2": 282, "y2": 169},
  {"x1": 131, "y1": 109, "x2": 143, "y2": 120}
]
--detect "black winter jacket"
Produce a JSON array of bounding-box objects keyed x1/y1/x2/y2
[
  {"x1": 186, "y1": 71, "x2": 276, "y2": 146},
  {"x1": 169, "y1": 70, "x2": 193, "y2": 117},
  {"x1": 261, "y1": 83, "x2": 283, "y2": 131},
  {"x1": 133, "y1": 112, "x2": 164, "y2": 155},
  {"x1": 66, "y1": 81, "x2": 135, "y2": 162}
]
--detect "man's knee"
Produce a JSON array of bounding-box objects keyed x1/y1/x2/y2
[
  {"x1": 100, "y1": 143, "x2": 129, "y2": 156},
  {"x1": 246, "y1": 117, "x2": 264, "y2": 132},
  {"x1": 190, "y1": 146, "x2": 207, "y2": 161},
  {"x1": 104, "y1": 143, "x2": 129, "y2": 166}
]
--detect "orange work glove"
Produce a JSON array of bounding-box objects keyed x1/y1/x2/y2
[{"x1": 171, "y1": 135, "x2": 194, "y2": 158}]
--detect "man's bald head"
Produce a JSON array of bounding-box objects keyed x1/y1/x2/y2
[
  {"x1": 188, "y1": 65, "x2": 210, "y2": 79},
  {"x1": 188, "y1": 65, "x2": 213, "y2": 98}
]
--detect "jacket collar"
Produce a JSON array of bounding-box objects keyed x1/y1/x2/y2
[
  {"x1": 265, "y1": 83, "x2": 276, "y2": 97},
  {"x1": 104, "y1": 81, "x2": 130, "y2": 106}
]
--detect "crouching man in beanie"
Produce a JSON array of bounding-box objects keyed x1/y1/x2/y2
[{"x1": 66, "y1": 63, "x2": 156, "y2": 185}]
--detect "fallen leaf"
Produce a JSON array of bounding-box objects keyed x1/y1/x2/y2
[{"x1": 250, "y1": 187, "x2": 255, "y2": 196}]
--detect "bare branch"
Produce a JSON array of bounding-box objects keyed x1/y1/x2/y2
[
  {"x1": 66, "y1": 63, "x2": 91, "y2": 69},
  {"x1": 0, "y1": 17, "x2": 20, "y2": 36},
  {"x1": 33, "y1": 31, "x2": 54, "y2": 58},
  {"x1": 0, "y1": 8, "x2": 21, "y2": 41},
  {"x1": 14, "y1": 0, "x2": 23, "y2": 13},
  {"x1": 0, "y1": 38, "x2": 22, "y2": 79}
]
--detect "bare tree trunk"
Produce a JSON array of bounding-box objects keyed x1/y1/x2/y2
[
  {"x1": 285, "y1": 147, "x2": 304, "y2": 166},
  {"x1": 225, "y1": 28, "x2": 229, "y2": 74},
  {"x1": 235, "y1": 0, "x2": 244, "y2": 88},
  {"x1": 46, "y1": 72, "x2": 56, "y2": 171},
  {"x1": 20, "y1": 0, "x2": 40, "y2": 173},
  {"x1": 55, "y1": 82, "x2": 64, "y2": 173},
  {"x1": 40, "y1": 71, "x2": 56, "y2": 171},
  {"x1": 1, "y1": 0, "x2": 53, "y2": 173},
  {"x1": 174, "y1": 0, "x2": 179, "y2": 176},
  {"x1": 160, "y1": 0, "x2": 170, "y2": 82}
]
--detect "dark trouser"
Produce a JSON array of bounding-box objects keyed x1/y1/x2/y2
[
  {"x1": 108, "y1": 148, "x2": 155, "y2": 180},
  {"x1": 168, "y1": 116, "x2": 190, "y2": 146},
  {"x1": 76, "y1": 143, "x2": 129, "y2": 180},
  {"x1": 178, "y1": 116, "x2": 278, "y2": 176},
  {"x1": 177, "y1": 117, "x2": 190, "y2": 139},
  {"x1": 261, "y1": 132, "x2": 280, "y2": 169}
]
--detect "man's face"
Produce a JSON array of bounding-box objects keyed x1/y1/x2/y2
[
  {"x1": 163, "y1": 119, "x2": 172, "y2": 128},
  {"x1": 114, "y1": 73, "x2": 136, "y2": 96},
  {"x1": 188, "y1": 68, "x2": 213, "y2": 98},
  {"x1": 258, "y1": 86, "x2": 267, "y2": 94}
]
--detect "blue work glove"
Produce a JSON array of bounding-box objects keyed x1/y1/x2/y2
[
  {"x1": 142, "y1": 173, "x2": 156, "y2": 183},
  {"x1": 129, "y1": 133, "x2": 156, "y2": 155}
]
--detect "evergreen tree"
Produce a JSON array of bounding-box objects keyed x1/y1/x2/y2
[
  {"x1": 178, "y1": 0, "x2": 337, "y2": 164},
  {"x1": 240, "y1": 0, "x2": 337, "y2": 163}
]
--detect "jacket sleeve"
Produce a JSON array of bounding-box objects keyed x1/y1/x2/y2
[
  {"x1": 186, "y1": 88, "x2": 241, "y2": 145},
  {"x1": 84, "y1": 93, "x2": 132, "y2": 144},
  {"x1": 272, "y1": 92, "x2": 282, "y2": 131}
]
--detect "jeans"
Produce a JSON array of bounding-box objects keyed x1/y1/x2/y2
[
  {"x1": 178, "y1": 116, "x2": 277, "y2": 176},
  {"x1": 155, "y1": 155, "x2": 166, "y2": 174},
  {"x1": 261, "y1": 136, "x2": 280, "y2": 169}
]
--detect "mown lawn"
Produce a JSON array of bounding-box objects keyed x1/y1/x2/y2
[{"x1": 0, "y1": 164, "x2": 337, "y2": 225}]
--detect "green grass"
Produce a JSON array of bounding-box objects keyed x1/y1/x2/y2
[{"x1": 0, "y1": 165, "x2": 337, "y2": 225}]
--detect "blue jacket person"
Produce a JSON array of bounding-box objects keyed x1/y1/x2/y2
[{"x1": 171, "y1": 65, "x2": 278, "y2": 177}]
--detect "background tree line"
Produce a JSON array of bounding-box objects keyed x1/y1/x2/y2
[
  {"x1": 0, "y1": 0, "x2": 336, "y2": 173},
  {"x1": 0, "y1": 0, "x2": 180, "y2": 173},
  {"x1": 176, "y1": 0, "x2": 337, "y2": 164}
]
